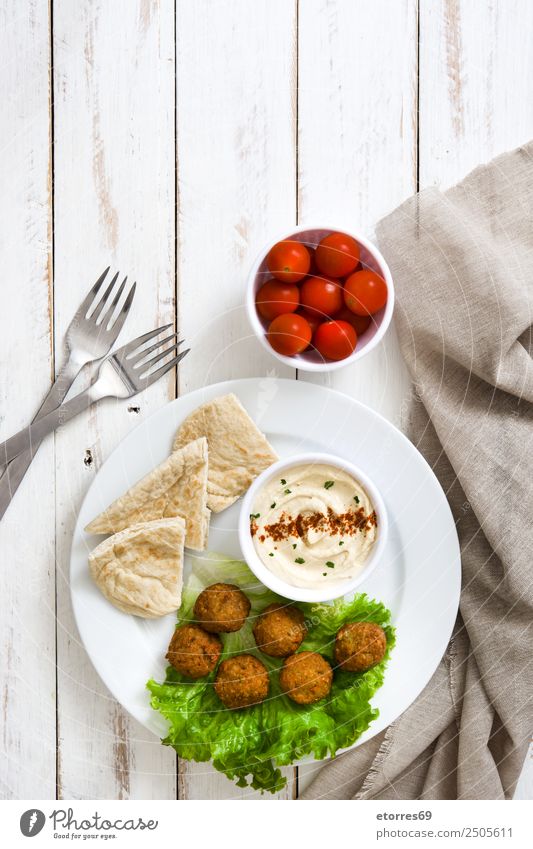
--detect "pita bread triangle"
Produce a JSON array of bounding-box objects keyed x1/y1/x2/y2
[
  {"x1": 85, "y1": 437, "x2": 210, "y2": 550},
  {"x1": 89, "y1": 516, "x2": 186, "y2": 618},
  {"x1": 172, "y1": 393, "x2": 278, "y2": 512}
]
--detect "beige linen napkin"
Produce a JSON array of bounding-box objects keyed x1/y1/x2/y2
[{"x1": 302, "y1": 143, "x2": 533, "y2": 800}]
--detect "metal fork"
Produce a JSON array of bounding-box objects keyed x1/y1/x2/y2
[
  {"x1": 0, "y1": 327, "x2": 189, "y2": 465},
  {"x1": 0, "y1": 269, "x2": 136, "y2": 519}
]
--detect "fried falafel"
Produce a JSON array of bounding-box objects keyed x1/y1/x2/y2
[
  {"x1": 253, "y1": 603, "x2": 307, "y2": 657},
  {"x1": 214, "y1": 654, "x2": 270, "y2": 709},
  {"x1": 334, "y1": 621, "x2": 387, "y2": 672},
  {"x1": 193, "y1": 583, "x2": 251, "y2": 633},
  {"x1": 166, "y1": 623, "x2": 222, "y2": 679},
  {"x1": 279, "y1": 651, "x2": 333, "y2": 705}
]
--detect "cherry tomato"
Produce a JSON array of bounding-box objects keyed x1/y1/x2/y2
[
  {"x1": 315, "y1": 232, "x2": 360, "y2": 278},
  {"x1": 267, "y1": 313, "x2": 312, "y2": 356},
  {"x1": 344, "y1": 269, "x2": 388, "y2": 316},
  {"x1": 313, "y1": 320, "x2": 357, "y2": 361},
  {"x1": 267, "y1": 240, "x2": 311, "y2": 283},
  {"x1": 332, "y1": 305, "x2": 372, "y2": 335},
  {"x1": 300, "y1": 274, "x2": 343, "y2": 318},
  {"x1": 296, "y1": 308, "x2": 321, "y2": 336},
  {"x1": 256, "y1": 279, "x2": 299, "y2": 320}
]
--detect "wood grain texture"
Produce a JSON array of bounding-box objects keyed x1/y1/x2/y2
[
  {"x1": 175, "y1": 0, "x2": 297, "y2": 799},
  {"x1": 0, "y1": 0, "x2": 56, "y2": 799},
  {"x1": 419, "y1": 0, "x2": 533, "y2": 189},
  {"x1": 52, "y1": 0, "x2": 177, "y2": 799}
]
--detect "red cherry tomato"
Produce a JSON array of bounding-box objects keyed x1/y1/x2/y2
[
  {"x1": 256, "y1": 279, "x2": 299, "y2": 320},
  {"x1": 300, "y1": 274, "x2": 343, "y2": 318},
  {"x1": 296, "y1": 308, "x2": 321, "y2": 336},
  {"x1": 267, "y1": 240, "x2": 311, "y2": 283},
  {"x1": 313, "y1": 320, "x2": 357, "y2": 361},
  {"x1": 267, "y1": 313, "x2": 312, "y2": 356},
  {"x1": 332, "y1": 305, "x2": 372, "y2": 335},
  {"x1": 344, "y1": 269, "x2": 388, "y2": 316},
  {"x1": 315, "y1": 232, "x2": 360, "y2": 278}
]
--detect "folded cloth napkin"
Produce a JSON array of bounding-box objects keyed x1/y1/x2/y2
[{"x1": 302, "y1": 142, "x2": 533, "y2": 800}]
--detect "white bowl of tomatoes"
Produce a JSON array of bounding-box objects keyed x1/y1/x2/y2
[{"x1": 246, "y1": 225, "x2": 394, "y2": 371}]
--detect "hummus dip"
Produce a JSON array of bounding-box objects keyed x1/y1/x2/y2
[{"x1": 250, "y1": 463, "x2": 377, "y2": 589}]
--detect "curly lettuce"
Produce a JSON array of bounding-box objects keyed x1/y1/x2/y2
[{"x1": 147, "y1": 553, "x2": 395, "y2": 793}]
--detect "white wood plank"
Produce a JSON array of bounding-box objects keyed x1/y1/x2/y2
[
  {"x1": 175, "y1": 0, "x2": 296, "y2": 395},
  {"x1": 419, "y1": 0, "x2": 533, "y2": 190},
  {"x1": 297, "y1": 0, "x2": 416, "y2": 422},
  {"x1": 175, "y1": 0, "x2": 297, "y2": 799},
  {"x1": 52, "y1": 0, "x2": 177, "y2": 799},
  {"x1": 296, "y1": 0, "x2": 418, "y2": 796},
  {"x1": 419, "y1": 0, "x2": 533, "y2": 800},
  {"x1": 0, "y1": 0, "x2": 56, "y2": 799}
]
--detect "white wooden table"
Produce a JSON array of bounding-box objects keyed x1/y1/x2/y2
[{"x1": 1, "y1": 0, "x2": 532, "y2": 801}]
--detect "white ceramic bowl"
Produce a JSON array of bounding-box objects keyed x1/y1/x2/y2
[
  {"x1": 238, "y1": 452, "x2": 388, "y2": 603},
  {"x1": 246, "y1": 224, "x2": 395, "y2": 373}
]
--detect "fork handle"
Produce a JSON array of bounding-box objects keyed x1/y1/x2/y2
[
  {"x1": 0, "y1": 382, "x2": 107, "y2": 466},
  {"x1": 0, "y1": 357, "x2": 84, "y2": 520},
  {"x1": 0, "y1": 357, "x2": 81, "y2": 475}
]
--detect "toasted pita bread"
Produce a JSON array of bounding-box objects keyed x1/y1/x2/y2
[
  {"x1": 172, "y1": 393, "x2": 278, "y2": 512},
  {"x1": 89, "y1": 517, "x2": 185, "y2": 618},
  {"x1": 85, "y1": 437, "x2": 210, "y2": 550}
]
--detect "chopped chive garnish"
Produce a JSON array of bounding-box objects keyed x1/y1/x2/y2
[
  {"x1": 249, "y1": 513, "x2": 260, "y2": 520},
  {"x1": 323, "y1": 572, "x2": 327, "y2": 576},
  {"x1": 339, "y1": 541, "x2": 344, "y2": 546},
  {"x1": 354, "y1": 495, "x2": 360, "y2": 504},
  {"x1": 295, "y1": 557, "x2": 305, "y2": 564},
  {"x1": 326, "y1": 561, "x2": 335, "y2": 568},
  {"x1": 270, "y1": 502, "x2": 276, "y2": 509},
  {"x1": 268, "y1": 552, "x2": 274, "y2": 557},
  {"x1": 292, "y1": 543, "x2": 297, "y2": 549},
  {"x1": 324, "y1": 480, "x2": 335, "y2": 489},
  {"x1": 280, "y1": 478, "x2": 287, "y2": 485},
  {"x1": 284, "y1": 488, "x2": 292, "y2": 494}
]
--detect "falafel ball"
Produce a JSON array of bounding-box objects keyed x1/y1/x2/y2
[
  {"x1": 253, "y1": 602, "x2": 307, "y2": 657},
  {"x1": 279, "y1": 651, "x2": 333, "y2": 705},
  {"x1": 214, "y1": 654, "x2": 270, "y2": 709},
  {"x1": 166, "y1": 623, "x2": 222, "y2": 679},
  {"x1": 193, "y1": 583, "x2": 251, "y2": 633},
  {"x1": 334, "y1": 621, "x2": 387, "y2": 672}
]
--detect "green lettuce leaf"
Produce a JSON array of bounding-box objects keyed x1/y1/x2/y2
[{"x1": 147, "y1": 552, "x2": 395, "y2": 794}]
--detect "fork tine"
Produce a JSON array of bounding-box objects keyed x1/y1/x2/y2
[
  {"x1": 90, "y1": 271, "x2": 119, "y2": 322},
  {"x1": 130, "y1": 332, "x2": 177, "y2": 366},
  {"x1": 142, "y1": 349, "x2": 190, "y2": 385},
  {"x1": 106, "y1": 282, "x2": 136, "y2": 338},
  {"x1": 118, "y1": 323, "x2": 173, "y2": 357},
  {"x1": 99, "y1": 275, "x2": 128, "y2": 330},
  {"x1": 77, "y1": 267, "x2": 110, "y2": 317},
  {"x1": 138, "y1": 340, "x2": 183, "y2": 374}
]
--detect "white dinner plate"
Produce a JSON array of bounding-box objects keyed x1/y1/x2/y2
[{"x1": 71, "y1": 378, "x2": 461, "y2": 755}]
